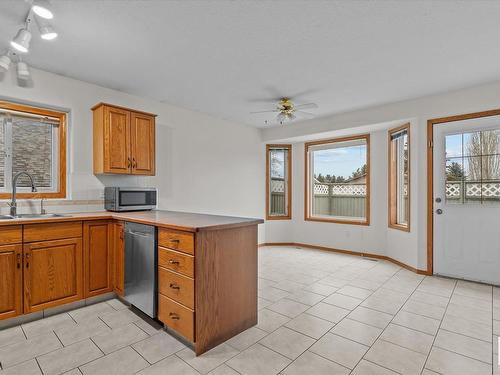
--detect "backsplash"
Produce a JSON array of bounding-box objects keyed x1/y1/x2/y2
[{"x1": 0, "y1": 199, "x2": 104, "y2": 215}]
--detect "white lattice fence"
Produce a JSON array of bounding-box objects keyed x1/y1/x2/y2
[
  {"x1": 271, "y1": 179, "x2": 285, "y2": 193},
  {"x1": 446, "y1": 181, "x2": 500, "y2": 199},
  {"x1": 314, "y1": 183, "x2": 366, "y2": 196}
]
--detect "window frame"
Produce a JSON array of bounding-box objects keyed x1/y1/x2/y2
[
  {"x1": 388, "y1": 123, "x2": 410, "y2": 232},
  {"x1": 266, "y1": 144, "x2": 292, "y2": 220},
  {"x1": 0, "y1": 101, "x2": 67, "y2": 199},
  {"x1": 304, "y1": 134, "x2": 370, "y2": 225}
]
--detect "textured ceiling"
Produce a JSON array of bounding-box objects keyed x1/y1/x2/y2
[{"x1": 1, "y1": 1, "x2": 500, "y2": 127}]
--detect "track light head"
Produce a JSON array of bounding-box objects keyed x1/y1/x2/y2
[
  {"x1": 32, "y1": 0, "x2": 54, "y2": 20},
  {"x1": 10, "y1": 29, "x2": 32, "y2": 53},
  {"x1": 17, "y1": 61, "x2": 31, "y2": 81},
  {"x1": 35, "y1": 15, "x2": 57, "y2": 40},
  {"x1": 0, "y1": 54, "x2": 11, "y2": 72}
]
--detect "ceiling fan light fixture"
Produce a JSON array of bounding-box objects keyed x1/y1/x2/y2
[
  {"x1": 17, "y1": 61, "x2": 31, "y2": 80},
  {"x1": 32, "y1": 0, "x2": 54, "y2": 19},
  {"x1": 0, "y1": 54, "x2": 11, "y2": 72},
  {"x1": 10, "y1": 28, "x2": 32, "y2": 53}
]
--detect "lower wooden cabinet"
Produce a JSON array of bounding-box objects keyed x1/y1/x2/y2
[
  {"x1": 113, "y1": 222, "x2": 125, "y2": 296},
  {"x1": 0, "y1": 244, "x2": 23, "y2": 320},
  {"x1": 84, "y1": 221, "x2": 113, "y2": 298},
  {"x1": 23, "y1": 238, "x2": 83, "y2": 313}
]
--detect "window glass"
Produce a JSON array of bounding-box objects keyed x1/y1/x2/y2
[
  {"x1": 267, "y1": 145, "x2": 291, "y2": 219},
  {"x1": 389, "y1": 126, "x2": 410, "y2": 229}
]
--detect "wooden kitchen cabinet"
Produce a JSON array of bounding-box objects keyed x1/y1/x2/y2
[
  {"x1": 92, "y1": 103, "x2": 156, "y2": 175},
  {"x1": 23, "y1": 238, "x2": 83, "y2": 313},
  {"x1": 84, "y1": 221, "x2": 113, "y2": 298},
  {"x1": 0, "y1": 244, "x2": 23, "y2": 320},
  {"x1": 113, "y1": 221, "x2": 125, "y2": 296}
]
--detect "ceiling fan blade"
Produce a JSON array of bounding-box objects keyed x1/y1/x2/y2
[
  {"x1": 295, "y1": 111, "x2": 315, "y2": 118},
  {"x1": 250, "y1": 109, "x2": 279, "y2": 114},
  {"x1": 294, "y1": 103, "x2": 318, "y2": 110}
]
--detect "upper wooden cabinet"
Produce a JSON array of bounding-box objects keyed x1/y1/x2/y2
[{"x1": 92, "y1": 103, "x2": 156, "y2": 175}]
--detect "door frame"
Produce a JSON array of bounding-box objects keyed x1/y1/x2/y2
[{"x1": 426, "y1": 108, "x2": 500, "y2": 275}]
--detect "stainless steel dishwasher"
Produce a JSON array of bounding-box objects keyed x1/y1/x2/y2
[{"x1": 124, "y1": 222, "x2": 157, "y2": 318}]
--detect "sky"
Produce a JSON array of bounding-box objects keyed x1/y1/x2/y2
[{"x1": 313, "y1": 145, "x2": 366, "y2": 178}]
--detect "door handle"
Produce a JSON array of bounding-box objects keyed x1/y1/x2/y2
[
  {"x1": 436, "y1": 209, "x2": 443, "y2": 215},
  {"x1": 16, "y1": 253, "x2": 21, "y2": 269},
  {"x1": 25, "y1": 253, "x2": 30, "y2": 269},
  {"x1": 169, "y1": 312, "x2": 180, "y2": 320},
  {"x1": 128, "y1": 157, "x2": 132, "y2": 168}
]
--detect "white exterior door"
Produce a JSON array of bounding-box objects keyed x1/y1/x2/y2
[{"x1": 433, "y1": 115, "x2": 500, "y2": 285}]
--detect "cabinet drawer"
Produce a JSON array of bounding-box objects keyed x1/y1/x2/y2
[
  {"x1": 158, "y1": 267, "x2": 194, "y2": 309},
  {"x1": 0, "y1": 226, "x2": 22, "y2": 245},
  {"x1": 158, "y1": 294, "x2": 194, "y2": 341},
  {"x1": 158, "y1": 228, "x2": 194, "y2": 255},
  {"x1": 24, "y1": 221, "x2": 83, "y2": 242},
  {"x1": 158, "y1": 247, "x2": 194, "y2": 278}
]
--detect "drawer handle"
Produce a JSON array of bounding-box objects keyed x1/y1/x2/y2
[
  {"x1": 169, "y1": 312, "x2": 180, "y2": 320},
  {"x1": 170, "y1": 239, "x2": 180, "y2": 244},
  {"x1": 168, "y1": 259, "x2": 180, "y2": 265},
  {"x1": 169, "y1": 283, "x2": 180, "y2": 290}
]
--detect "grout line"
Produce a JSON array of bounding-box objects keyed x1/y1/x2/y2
[{"x1": 89, "y1": 336, "x2": 106, "y2": 356}]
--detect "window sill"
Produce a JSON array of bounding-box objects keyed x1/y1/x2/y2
[
  {"x1": 0, "y1": 192, "x2": 66, "y2": 200},
  {"x1": 266, "y1": 215, "x2": 292, "y2": 221},
  {"x1": 305, "y1": 216, "x2": 370, "y2": 226},
  {"x1": 388, "y1": 223, "x2": 410, "y2": 232}
]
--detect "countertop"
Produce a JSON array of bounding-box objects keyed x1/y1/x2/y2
[{"x1": 0, "y1": 210, "x2": 264, "y2": 232}]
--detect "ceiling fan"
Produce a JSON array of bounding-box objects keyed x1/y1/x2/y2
[{"x1": 250, "y1": 97, "x2": 318, "y2": 125}]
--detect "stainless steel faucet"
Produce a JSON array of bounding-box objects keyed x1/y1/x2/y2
[{"x1": 9, "y1": 172, "x2": 37, "y2": 217}]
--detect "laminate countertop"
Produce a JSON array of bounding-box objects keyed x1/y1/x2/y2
[{"x1": 0, "y1": 210, "x2": 264, "y2": 232}]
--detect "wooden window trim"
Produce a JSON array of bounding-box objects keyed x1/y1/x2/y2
[
  {"x1": 304, "y1": 134, "x2": 370, "y2": 225},
  {"x1": 0, "y1": 101, "x2": 67, "y2": 199},
  {"x1": 266, "y1": 144, "x2": 292, "y2": 220},
  {"x1": 388, "y1": 123, "x2": 410, "y2": 232}
]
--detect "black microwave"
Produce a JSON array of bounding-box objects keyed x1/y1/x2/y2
[{"x1": 104, "y1": 187, "x2": 157, "y2": 212}]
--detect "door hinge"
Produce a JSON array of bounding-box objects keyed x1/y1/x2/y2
[{"x1": 428, "y1": 140, "x2": 433, "y2": 148}]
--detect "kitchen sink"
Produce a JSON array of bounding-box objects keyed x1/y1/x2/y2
[{"x1": 0, "y1": 213, "x2": 70, "y2": 220}]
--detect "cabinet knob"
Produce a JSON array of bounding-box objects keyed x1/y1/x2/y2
[
  {"x1": 169, "y1": 312, "x2": 180, "y2": 320},
  {"x1": 169, "y1": 283, "x2": 180, "y2": 290},
  {"x1": 25, "y1": 253, "x2": 30, "y2": 269},
  {"x1": 16, "y1": 253, "x2": 21, "y2": 269},
  {"x1": 127, "y1": 157, "x2": 132, "y2": 168}
]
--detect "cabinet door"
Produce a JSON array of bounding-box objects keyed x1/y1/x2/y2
[
  {"x1": 0, "y1": 245, "x2": 23, "y2": 320},
  {"x1": 113, "y1": 222, "x2": 125, "y2": 296},
  {"x1": 130, "y1": 112, "x2": 155, "y2": 175},
  {"x1": 24, "y1": 238, "x2": 83, "y2": 313},
  {"x1": 104, "y1": 106, "x2": 131, "y2": 174},
  {"x1": 84, "y1": 221, "x2": 112, "y2": 298}
]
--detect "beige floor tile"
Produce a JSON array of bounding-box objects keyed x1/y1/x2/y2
[
  {"x1": 258, "y1": 297, "x2": 273, "y2": 310},
  {"x1": 282, "y1": 350, "x2": 349, "y2": 375},
  {"x1": 133, "y1": 319, "x2": 163, "y2": 336},
  {"x1": 99, "y1": 309, "x2": 142, "y2": 329},
  {"x1": 79, "y1": 346, "x2": 148, "y2": 375},
  {"x1": 446, "y1": 303, "x2": 492, "y2": 326},
  {"x1": 285, "y1": 313, "x2": 334, "y2": 339},
  {"x1": 272, "y1": 280, "x2": 307, "y2": 293},
  {"x1": 409, "y1": 291, "x2": 449, "y2": 308},
  {"x1": 434, "y1": 329, "x2": 492, "y2": 364},
  {"x1": 286, "y1": 290, "x2": 325, "y2": 306},
  {"x1": 226, "y1": 327, "x2": 268, "y2": 351},
  {"x1": 256, "y1": 308, "x2": 290, "y2": 333},
  {"x1": 22, "y1": 313, "x2": 76, "y2": 339},
  {"x1": 0, "y1": 332, "x2": 61, "y2": 368},
  {"x1": 320, "y1": 276, "x2": 350, "y2": 288},
  {"x1": 379, "y1": 324, "x2": 434, "y2": 354},
  {"x1": 330, "y1": 318, "x2": 382, "y2": 346},
  {"x1": 323, "y1": 293, "x2": 363, "y2": 310},
  {"x1": 267, "y1": 299, "x2": 310, "y2": 318},
  {"x1": 69, "y1": 302, "x2": 115, "y2": 323},
  {"x1": 402, "y1": 300, "x2": 445, "y2": 320},
  {"x1": 92, "y1": 323, "x2": 148, "y2": 354},
  {"x1": 37, "y1": 339, "x2": 102, "y2": 375},
  {"x1": 260, "y1": 327, "x2": 315, "y2": 360},
  {"x1": 258, "y1": 278, "x2": 277, "y2": 290},
  {"x1": 347, "y1": 306, "x2": 393, "y2": 329},
  {"x1": 455, "y1": 281, "x2": 492, "y2": 301},
  {"x1": 421, "y1": 370, "x2": 440, "y2": 375},
  {"x1": 306, "y1": 302, "x2": 350, "y2": 323},
  {"x1": 106, "y1": 299, "x2": 129, "y2": 311},
  {"x1": 258, "y1": 287, "x2": 292, "y2": 302},
  {"x1": 226, "y1": 343, "x2": 291, "y2": 375},
  {"x1": 495, "y1": 320, "x2": 500, "y2": 336},
  {"x1": 360, "y1": 296, "x2": 403, "y2": 315},
  {"x1": 336, "y1": 285, "x2": 373, "y2": 300},
  {"x1": 309, "y1": 333, "x2": 369, "y2": 369},
  {"x1": 55, "y1": 317, "x2": 110, "y2": 346},
  {"x1": 0, "y1": 359, "x2": 42, "y2": 375},
  {"x1": 0, "y1": 326, "x2": 25, "y2": 349},
  {"x1": 450, "y1": 294, "x2": 492, "y2": 312},
  {"x1": 351, "y1": 360, "x2": 399, "y2": 375},
  {"x1": 426, "y1": 347, "x2": 492, "y2": 375},
  {"x1": 61, "y1": 370, "x2": 81, "y2": 375},
  {"x1": 177, "y1": 343, "x2": 239, "y2": 374},
  {"x1": 136, "y1": 355, "x2": 200, "y2": 375},
  {"x1": 132, "y1": 331, "x2": 185, "y2": 364},
  {"x1": 441, "y1": 314, "x2": 492, "y2": 342},
  {"x1": 392, "y1": 310, "x2": 440, "y2": 335},
  {"x1": 208, "y1": 364, "x2": 239, "y2": 375},
  {"x1": 302, "y1": 282, "x2": 338, "y2": 296},
  {"x1": 348, "y1": 278, "x2": 383, "y2": 291},
  {"x1": 364, "y1": 339, "x2": 426, "y2": 375}
]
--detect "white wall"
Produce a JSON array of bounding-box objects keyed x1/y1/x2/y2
[
  {"x1": 0, "y1": 68, "x2": 265, "y2": 241},
  {"x1": 263, "y1": 79, "x2": 500, "y2": 270}
]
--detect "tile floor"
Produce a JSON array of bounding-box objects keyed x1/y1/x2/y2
[{"x1": 0, "y1": 245, "x2": 498, "y2": 375}]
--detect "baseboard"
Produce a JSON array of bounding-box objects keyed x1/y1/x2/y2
[{"x1": 259, "y1": 242, "x2": 431, "y2": 275}]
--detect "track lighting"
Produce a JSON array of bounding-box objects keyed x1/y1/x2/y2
[
  {"x1": 32, "y1": 0, "x2": 54, "y2": 20},
  {"x1": 35, "y1": 15, "x2": 57, "y2": 40},
  {"x1": 17, "y1": 61, "x2": 31, "y2": 81},
  {"x1": 10, "y1": 28, "x2": 32, "y2": 53},
  {"x1": 0, "y1": 54, "x2": 11, "y2": 72}
]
